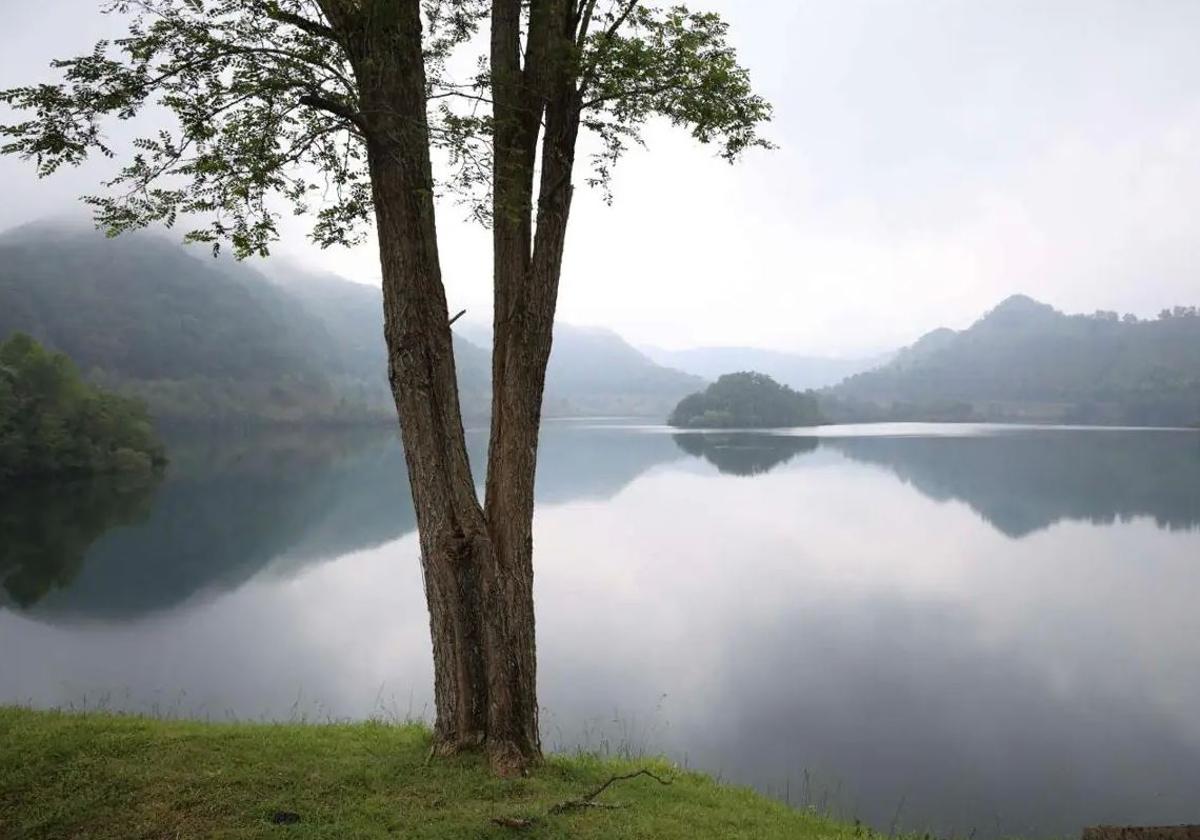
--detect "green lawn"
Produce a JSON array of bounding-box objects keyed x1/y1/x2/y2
[{"x1": 0, "y1": 707, "x2": 868, "y2": 839}]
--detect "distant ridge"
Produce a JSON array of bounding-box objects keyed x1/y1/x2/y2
[
  {"x1": 826, "y1": 294, "x2": 1200, "y2": 427},
  {"x1": 457, "y1": 321, "x2": 704, "y2": 418},
  {"x1": 0, "y1": 222, "x2": 700, "y2": 424},
  {"x1": 642, "y1": 344, "x2": 891, "y2": 391}
]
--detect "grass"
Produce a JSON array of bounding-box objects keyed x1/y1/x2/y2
[{"x1": 0, "y1": 707, "x2": 869, "y2": 839}]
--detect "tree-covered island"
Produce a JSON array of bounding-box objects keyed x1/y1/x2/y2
[{"x1": 669, "y1": 372, "x2": 825, "y2": 429}]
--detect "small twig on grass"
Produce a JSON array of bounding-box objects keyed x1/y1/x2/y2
[
  {"x1": 549, "y1": 769, "x2": 673, "y2": 814},
  {"x1": 490, "y1": 768, "x2": 674, "y2": 830}
]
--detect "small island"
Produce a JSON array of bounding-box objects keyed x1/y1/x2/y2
[
  {"x1": 0, "y1": 333, "x2": 166, "y2": 481},
  {"x1": 668, "y1": 371, "x2": 825, "y2": 429}
]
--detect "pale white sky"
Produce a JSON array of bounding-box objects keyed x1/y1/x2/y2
[{"x1": 2, "y1": 1, "x2": 1199, "y2": 356}]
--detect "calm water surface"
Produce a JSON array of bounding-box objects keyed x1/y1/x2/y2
[{"x1": 2, "y1": 422, "x2": 1199, "y2": 837}]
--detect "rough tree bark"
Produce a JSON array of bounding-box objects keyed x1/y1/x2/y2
[
  {"x1": 324, "y1": 0, "x2": 584, "y2": 775},
  {"x1": 334, "y1": 0, "x2": 493, "y2": 754},
  {"x1": 482, "y1": 0, "x2": 584, "y2": 774}
]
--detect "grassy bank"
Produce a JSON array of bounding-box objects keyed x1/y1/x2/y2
[{"x1": 0, "y1": 708, "x2": 864, "y2": 839}]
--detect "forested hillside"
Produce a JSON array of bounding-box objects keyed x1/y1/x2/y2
[
  {"x1": 0, "y1": 222, "x2": 698, "y2": 424},
  {"x1": 0, "y1": 221, "x2": 386, "y2": 424},
  {"x1": 826, "y1": 295, "x2": 1200, "y2": 426}
]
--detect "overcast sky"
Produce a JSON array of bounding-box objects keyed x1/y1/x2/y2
[{"x1": 3, "y1": 1, "x2": 1199, "y2": 356}]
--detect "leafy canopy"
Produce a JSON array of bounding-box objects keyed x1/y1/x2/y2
[{"x1": 1, "y1": 0, "x2": 772, "y2": 257}]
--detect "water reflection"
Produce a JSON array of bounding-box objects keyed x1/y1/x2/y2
[
  {"x1": 669, "y1": 427, "x2": 1200, "y2": 536},
  {"x1": 2, "y1": 423, "x2": 1199, "y2": 838},
  {"x1": 7, "y1": 431, "x2": 414, "y2": 619},
  {"x1": 824, "y1": 429, "x2": 1200, "y2": 536},
  {"x1": 8, "y1": 423, "x2": 683, "y2": 618},
  {"x1": 672, "y1": 432, "x2": 818, "y2": 475},
  {"x1": 1, "y1": 476, "x2": 159, "y2": 608}
]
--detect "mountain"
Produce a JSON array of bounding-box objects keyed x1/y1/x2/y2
[
  {"x1": 827, "y1": 294, "x2": 1200, "y2": 426},
  {"x1": 0, "y1": 221, "x2": 329, "y2": 382},
  {"x1": 0, "y1": 221, "x2": 393, "y2": 425},
  {"x1": 642, "y1": 345, "x2": 891, "y2": 391},
  {"x1": 259, "y1": 265, "x2": 492, "y2": 413},
  {"x1": 0, "y1": 221, "x2": 697, "y2": 423},
  {"x1": 457, "y1": 322, "x2": 705, "y2": 418}
]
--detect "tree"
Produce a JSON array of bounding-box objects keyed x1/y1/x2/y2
[{"x1": 1, "y1": 0, "x2": 770, "y2": 774}]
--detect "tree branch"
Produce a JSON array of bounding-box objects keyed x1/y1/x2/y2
[
  {"x1": 578, "y1": 0, "x2": 639, "y2": 97},
  {"x1": 310, "y1": 0, "x2": 358, "y2": 35},
  {"x1": 263, "y1": 3, "x2": 340, "y2": 42},
  {"x1": 601, "y1": 0, "x2": 640, "y2": 41},
  {"x1": 298, "y1": 92, "x2": 366, "y2": 133},
  {"x1": 549, "y1": 769, "x2": 673, "y2": 814},
  {"x1": 575, "y1": 0, "x2": 599, "y2": 48},
  {"x1": 582, "y1": 80, "x2": 707, "y2": 110}
]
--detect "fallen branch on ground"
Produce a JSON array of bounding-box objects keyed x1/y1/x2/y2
[
  {"x1": 491, "y1": 768, "x2": 674, "y2": 830},
  {"x1": 549, "y1": 769, "x2": 673, "y2": 814}
]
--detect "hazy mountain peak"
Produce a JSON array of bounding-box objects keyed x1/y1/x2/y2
[{"x1": 976, "y1": 294, "x2": 1060, "y2": 327}]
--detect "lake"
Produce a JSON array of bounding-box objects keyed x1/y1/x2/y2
[{"x1": 2, "y1": 421, "x2": 1198, "y2": 837}]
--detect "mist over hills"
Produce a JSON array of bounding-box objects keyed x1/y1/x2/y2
[
  {"x1": 4, "y1": 223, "x2": 1197, "y2": 429},
  {"x1": 643, "y1": 345, "x2": 891, "y2": 391},
  {"x1": 456, "y1": 321, "x2": 705, "y2": 418},
  {"x1": 0, "y1": 222, "x2": 699, "y2": 423},
  {"x1": 826, "y1": 294, "x2": 1200, "y2": 426}
]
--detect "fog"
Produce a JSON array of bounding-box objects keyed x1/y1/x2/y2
[{"x1": 3, "y1": 0, "x2": 1198, "y2": 356}]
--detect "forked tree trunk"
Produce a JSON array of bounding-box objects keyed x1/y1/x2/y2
[{"x1": 340, "y1": 0, "x2": 551, "y2": 774}]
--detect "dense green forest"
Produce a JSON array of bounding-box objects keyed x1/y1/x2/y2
[
  {"x1": 669, "y1": 372, "x2": 825, "y2": 429},
  {"x1": 0, "y1": 333, "x2": 165, "y2": 480},
  {"x1": 0, "y1": 222, "x2": 700, "y2": 425},
  {"x1": 826, "y1": 295, "x2": 1200, "y2": 427}
]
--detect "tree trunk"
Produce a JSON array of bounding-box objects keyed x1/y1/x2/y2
[
  {"x1": 474, "y1": 0, "x2": 582, "y2": 775},
  {"x1": 342, "y1": 0, "x2": 546, "y2": 774},
  {"x1": 351, "y1": 2, "x2": 490, "y2": 759}
]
